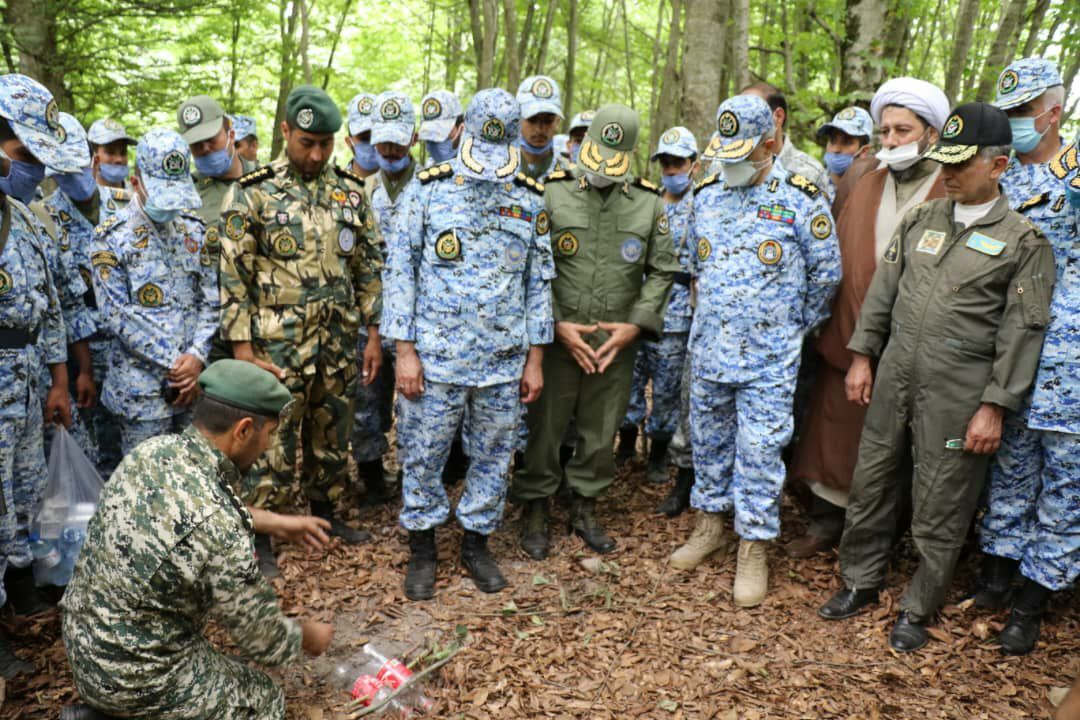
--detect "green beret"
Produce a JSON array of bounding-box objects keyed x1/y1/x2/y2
[
  {"x1": 286, "y1": 84, "x2": 342, "y2": 134},
  {"x1": 198, "y1": 359, "x2": 292, "y2": 418}
]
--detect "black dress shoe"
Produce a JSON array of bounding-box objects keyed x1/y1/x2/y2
[
  {"x1": 888, "y1": 612, "x2": 928, "y2": 653},
  {"x1": 818, "y1": 587, "x2": 879, "y2": 620},
  {"x1": 569, "y1": 495, "x2": 616, "y2": 554}
]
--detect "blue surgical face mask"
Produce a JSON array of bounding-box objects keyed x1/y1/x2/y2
[
  {"x1": 426, "y1": 138, "x2": 456, "y2": 164},
  {"x1": 521, "y1": 137, "x2": 553, "y2": 155},
  {"x1": 1068, "y1": 185, "x2": 1080, "y2": 210},
  {"x1": 570, "y1": 144, "x2": 580, "y2": 165},
  {"x1": 824, "y1": 151, "x2": 855, "y2": 176},
  {"x1": 141, "y1": 195, "x2": 179, "y2": 225},
  {"x1": 1009, "y1": 109, "x2": 1052, "y2": 154},
  {"x1": 0, "y1": 158, "x2": 46, "y2": 204},
  {"x1": 353, "y1": 142, "x2": 379, "y2": 171},
  {"x1": 99, "y1": 162, "x2": 129, "y2": 184},
  {"x1": 376, "y1": 152, "x2": 411, "y2": 174},
  {"x1": 661, "y1": 172, "x2": 691, "y2": 195},
  {"x1": 55, "y1": 167, "x2": 98, "y2": 202},
  {"x1": 193, "y1": 146, "x2": 233, "y2": 178}
]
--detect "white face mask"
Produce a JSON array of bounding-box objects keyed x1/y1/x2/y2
[
  {"x1": 721, "y1": 156, "x2": 770, "y2": 188},
  {"x1": 876, "y1": 130, "x2": 929, "y2": 172},
  {"x1": 585, "y1": 170, "x2": 615, "y2": 188}
]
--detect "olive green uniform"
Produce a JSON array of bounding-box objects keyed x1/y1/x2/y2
[
  {"x1": 839, "y1": 195, "x2": 1055, "y2": 621},
  {"x1": 514, "y1": 167, "x2": 678, "y2": 499}
]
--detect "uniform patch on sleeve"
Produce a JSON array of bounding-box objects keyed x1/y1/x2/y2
[
  {"x1": 810, "y1": 214, "x2": 833, "y2": 239},
  {"x1": 656, "y1": 213, "x2": 670, "y2": 235},
  {"x1": 697, "y1": 237, "x2": 712, "y2": 262},
  {"x1": 535, "y1": 210, "x2": 550, "y2": 235},
  {"x1": 0, "y1": 269, "x2": 12, "y2": 296},
  {"x1": 883, "y1": 236, "x2": 900, "y2": 264}
]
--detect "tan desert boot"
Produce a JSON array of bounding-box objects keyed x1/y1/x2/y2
[
  {"x1": 669, "y1": 511, "x2": 726, "y2": 570},
  {"x1": 733, "y1": 539, "x2": 769, "y2": 607}
]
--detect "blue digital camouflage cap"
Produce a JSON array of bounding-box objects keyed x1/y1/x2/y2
[
  {"x1": 706, "y1": 95, "x2": 775, "y2": 163},
  {"x1": 569, "y1": 109, "x2": 596, "y2": 132},
  {"x1": 419, "y1": 90, "x2": 463, "y2": 142},
  {"x1": 816, "y1": 106, "x2": 874, "y2": 141},
  {"x1": 47, "y1": 112, "x2": 91, "y2": 176},
  {"x1": 371, "y1": 91, "x2": 416, "y2": 146},
  {"x1": 993, "y1": 57, "x2": 1063, "y2": 110},
  {"x1": 136, "y1": 128, "x2": 201, "y2": 211},
  {"x1": 231, "y1": 114, "x2": 257, "y2": 141},
  {"x1": 651, "y1": 126, "x2": 698, "y2": 161},
  {"x1": 516, "y1": 75, "x2": 563, "y2": 119},
  {"x1": 458, "y1": 88, "x2": 521, "y2": 182},
  {"x1": 347, "y1": 92, "x2": 377, "y2": 135},
  {"x1": 0, "y1": 74, "x2": 81, "y2": 172},
  {"x1": 87, "y1": 118, "x2": 136, "y2": 146}
]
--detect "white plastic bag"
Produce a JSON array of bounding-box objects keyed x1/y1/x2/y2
[{"x1": 30, "y1": 426, "x2": 104, "y2": 586}]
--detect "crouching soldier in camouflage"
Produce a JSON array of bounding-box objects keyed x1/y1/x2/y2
[
  {"x1": 61, "y1": 360, "x2": 334, "y2": 720},
  {"x1": 385, "y1": 89, "x2": 553, "y2": 599}
]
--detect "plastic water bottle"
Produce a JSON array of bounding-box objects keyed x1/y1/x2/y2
[
  {"x1": 30, "y1": 536, "x2": 63, "y2": 586},
  {"x1": 330, "y1": 643, "x2": 432, "y2": 715}
]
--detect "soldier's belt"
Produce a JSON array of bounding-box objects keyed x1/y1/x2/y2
[
  {"x1": 672, "y1": 271, "x2": 692, "y2": 287},
  {"x1": 257, "y1": 283, "x2": 351, "y2": 306},
  {"x1": 0, "y1": 326, "x2": 38, "y2": 349}
]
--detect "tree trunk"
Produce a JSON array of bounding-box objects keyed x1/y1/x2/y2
[
  {"x1": 517, "y1": 1, "x2": 535, "y2": 75},
  {"x1": 964, "y1": 2, "x2": 999, "y2": 99},
  {"x1": 1021, "y1": 0, "x2": 1051, "y2": 57},
  {"x1": 681, "y1": 0, "x2": 727, "y2": 154},
  {"x1": 781, "y1": 0, "x2": 793, "y2": 92},
  {"x1": 3, "y1": 0, "x2": 69, "y2": 108},
  {"x1": 650, "y1": 0, "x2": 684, "y2": 157},
  {"x1": 228, "y1": 12, "x2": 241, "y2": 112},
  {"x1": 563, "y1": 0, "x2": 579, "y2": 116},
  {"x1": 468, "y1": 0, "x2": 497, "y2": 90},
  {"x1": 298, "y1": 0, "x2": 313, "y2": 85},
  {"x1": 839, "y1": 0, "x2": 887, "y2": 97},
  {"x1": 502, "y1": 0, "x2": 520, "y2": 90},
  {"x1": 974, "y1": 0, "x2": 1027, "y2": 101},
  {"x1": 271, "y1": 0, "x2": 301, "y2": 159},
  {"x1": 322, "y1": 0, "x2": 355, "y2": 90},
  {"x1": 532, "y1": 0, "x2": 557, "y2": 76},
  {"x1": 732, "y1": 0, "x2": 750, "y2": 90}
]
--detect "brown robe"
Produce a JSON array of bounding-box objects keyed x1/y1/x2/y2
[{"x1": 792, "y1": 167, "x2": 947, "y2": 492}]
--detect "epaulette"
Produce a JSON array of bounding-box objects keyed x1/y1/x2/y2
[
  {"x1": 179, "y1": 210, "x2": 206, "y2": 227},
  {"x1": 695, "y1": 174, "x2": 721, "y2": 191},
  {"x1": 418, "y1": 163, "x2": 454, "y2": 185},
  {"x1": 787, "y1": 173, "x2": 821, "y2": 199},
  {"x1": 632, "y1": 177, "x2": 661, "y2": 195},
  {"x1": 94, "y1": 215, "x2": 123, "y2": 236},
  {"x1": 1017, "y1": 192, "x2": 1050, "y2": 213},
  {"x1": 238, "y1": 165, "x2": 274, "y2": 188},
  {"x1": 514, "y1": 172, "x2": 545, "y2": 195},
  {"x1": 334, "y1": 165, "x2": 366, "y2": 185},
  {"x1": 545, "y1": 169, "x2": 573, "y2": 183},
  {"x1": 109, "y1": 187, "x2": 131, "y2": 201}
]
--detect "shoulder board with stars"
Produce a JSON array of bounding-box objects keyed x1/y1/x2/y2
[
  {"x1": 632, "y1": 177, "x2": 661, "y2": 195},
  {"x1": 419, "y1": 163, "x2": 455, "y2": 185},
  {"x1": 109, "y1": 187, "x2": 131, "y2": 201},
  {"x1": 514, "y1": 172, "x2": 545, "y2": 195},
  {"x1": 787, "y1": 173, "x2": 821, "y2": 199},
  {"x1": 1017, "y1": 192, "x2": 1050, "y2": 213},
  {"x1": 238, "y1": 165, "x2": 275, "y2": 188},
  {"x1": 334, "y1": 165, "x2": 366, "y2": 185},
  {"x1": 695, "y1": 174, "x2": 721, "y2": 192},
  {"x1": 179, "y1": 210, "x2": 206, "y2": 227},
  {"x1": 94, "y1": 215, "x2": 124, "y2": 237},
  {"x1": 544, "y1": 169, "x2": 573, "y2": 183}
]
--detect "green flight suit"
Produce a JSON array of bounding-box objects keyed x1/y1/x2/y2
[
  {"x1": 514, "y1": 167, "x2": 678, "y2": 499},
  {"x1": 839, "y1": 194, "x2": 1055, "y2": 622}
]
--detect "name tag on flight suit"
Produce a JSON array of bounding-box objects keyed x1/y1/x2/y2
[{"x1": 965, "y1": 232, "x2": 1006, "y2": 256}]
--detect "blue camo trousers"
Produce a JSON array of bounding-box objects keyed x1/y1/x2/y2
[
  {"x1": 398, "y1": 381, "x2": 519, "y2": 534},
  {"x1": 624, "y1": 332, "x2": 688, "y2": 439},
  {"x1": 982, "y1": 419, "x2": 1080, "y2": 591},
  {"x1": 689, "y1": 376, "x2": 794, "y2": 541},
  {"x1": 352, "y1": 338, "x2": 395, "y2": 464},
  {"x1": 118, "y1": 413, "x2": 191, "y2": 457},
  {"x1": 1, "y1": 393, "x2": 46, "y2": 599}
]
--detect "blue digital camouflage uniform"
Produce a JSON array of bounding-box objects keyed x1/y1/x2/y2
[
  {"x1": 90, "y1": 129, "x2": 216, "y2": 455},
  {"x1": 688, "y1": 96, "x2": 841, "y2": 541},
  {"x1": 383, "y1": 89, "x2": 554, "y2": 533},
  {"x1": 61, "y1": 426, "x2": 300, "y2": 719},
  {"x1": 0, "y1": 74, "x2": 80, "y2": 604},
  {"x1": 352, "y1": 92, "x2": 419, "y2": 466},
  {"x1": 625, "y1": 127, "x2": 697, "y2": 439},
  {"x1": 980, "y1": 60, "x2": 1080, "y2": 591}
]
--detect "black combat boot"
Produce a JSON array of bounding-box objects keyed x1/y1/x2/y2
[
  {"x1": 3, "y1": 565, "x2": 52, "y2": 616},
  {"x1": 520, "y1": 499, "x2": 551, "y2": 560},
  {"x1": 888, "y1": 611, "x2": 929, "y2": 653},
  {"x1": 999, "y1": 579, "x2": 1052, "y2": 655},
  {"x1": 310, "y1": 500, "x2": 372, "y2": 545},
  {"x1": 358, "y1": 460, "x2": 389, "y2": 506},
  {"x1": 0, "y1": 628, "x2": 33, "y2": 679},
  {"x1": 972, "y1": 554, "x2": 1018, "y2": 610},
  {"x1": 656, "y1": 466, "x2": 693, "y2": 517},
  {"x1": 442, "y1": 439, "x2": 469, "y2": 486},
  {"x1": 461, "y1": 531, "x2": 508, "y2": 593},
  {"x1": 60, "y1": 704, "x2": 122, "y2": 720},
  {"x1": 569, "y1": 495, "x2": 616, "y2": 554},
  {"x1": 404, "y1": 529, "x2": 437, "y2": 601},
  {"x1": 614, "y1": 425, "x2": 638, "y2": 467},
  {"x1": 254, "y1": 534, "x2": 280, "y2": 579},
  {"x1": 646, "y1": 435, "x2": 672, "y2": 484}
]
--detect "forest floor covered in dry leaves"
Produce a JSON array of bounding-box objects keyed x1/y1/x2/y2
[{"x1": 3, "y1": 456, "x2": 1078, "y2": 719}]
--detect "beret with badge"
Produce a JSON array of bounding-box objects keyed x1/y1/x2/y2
[
  {"x1": 198, "y1": 359, "x2": 293, "y2": 419},
  {"x1": 286, "y1": 85, "x2": 342, "y2": 135}
]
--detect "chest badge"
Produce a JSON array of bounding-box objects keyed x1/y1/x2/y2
[
  {"x1": 757, "y1": 203, "x2": 795, "y2": 225},
  {"x1": 916, "y1": 229, "x2": 947, "y2": 255},
  {"x1": 505, "y1": 239, "x2": 526, "y2": 267},
  {"x1": 223, "y1": 212, "x2": 246, "y2": 241},
  {"x1": 183, "y1": 234, "x2": 199, "y2": 254},
  {"x1": 757, "y1": 239, "x2": 783, "y2": 265},
  {"x1": 535, "y1": 210, "x2": 550, "y2": 235},
  {"x1": 621, "y1": 237, "x2": 643, "y2": 263},
  {"x1": 966, "y1": 232, "x2": 1006, "y2": 256},
  {"x1": 556, "y1": 231, "x2": 579, "y2": 257},
  {"x1": 343, "y1": 207, "x2": 354, "y2": 224},
  {"x1": 657, "y1": 213, "x2": 670, "y2": 235},
  {"x1": 348, "y1": 190, "x2": 362, "y2": 208},
  {"x1": 331, "y1": 188, "x2": 347, "y2": 205},
  {"x1": 810, "y1": 214, "x2": 833, "y2": 239},
  {"x1": 274, "y1": 234, "x2": 298, "y2": 258},
  {"x1": 0, "y1": 268, "x2": 11, "y2": 296},
  {"x1": 276, "y1": 210, "x2": 290, "y2": 226},
  {"x1": 697, "y1": 237, "x2": 712, "y2": 262},
  {"x1": 498, "y1": 205, "x2": 533, "y2": 223},
  {"x1": 136, "y1": 282, "x2": 164, "y2": 308},
  {"x1": 338, "y1": 227, "x2": 356, "y2": 253},
  {"x1": 435, "y1": 229, "x2": 461, "y2": 260}
]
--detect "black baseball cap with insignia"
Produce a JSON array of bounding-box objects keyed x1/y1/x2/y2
[{"x1": 925, "y1": 102, "x2": 1012, "y2": 165}]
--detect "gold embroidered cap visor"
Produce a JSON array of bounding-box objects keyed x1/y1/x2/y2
[
  {"x1": 457, "y1": 135, "x2": 521, "y2": 182},
  {"x1": 706, "y1": 132, "x2": 765, "y2": 163},
  {"x1": 923, "y1": 142, "x2": 979, "y2": 164}
]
